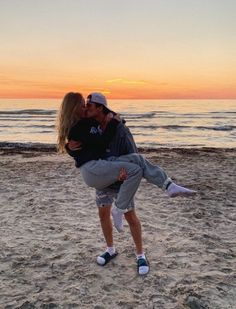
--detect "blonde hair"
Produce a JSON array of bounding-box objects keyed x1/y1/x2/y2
[{"x1": 56, "y1": 92, "x2": 85, "y2": 153}]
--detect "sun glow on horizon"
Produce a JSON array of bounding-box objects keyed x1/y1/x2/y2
[{"x1": 0, "y1": 0, "x2": 235, "y2": 99}]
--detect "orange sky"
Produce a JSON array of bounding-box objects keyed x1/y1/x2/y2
[{"x1": 0, "y1": 0, "x2": 236, "y2": 99}]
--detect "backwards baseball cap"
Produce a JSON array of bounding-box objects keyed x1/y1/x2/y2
[{"x1": 86, "y1": 92, "x2": 114, "y2": 114}]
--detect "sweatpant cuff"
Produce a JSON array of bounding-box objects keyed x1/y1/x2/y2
[
  {"x1": 162, "y1": 177, "x2": 172, "y2": 191},
  {"x1": 113, "y1": 204, "x2": 130, "y2": 214}
]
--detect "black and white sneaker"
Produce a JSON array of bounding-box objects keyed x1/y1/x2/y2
[
  {"x1": 97, "y1": 251, "x2": 118, "y2": 266},
  {"x1": 137, "y1": 257, "x2": 150, "y2": 275}
]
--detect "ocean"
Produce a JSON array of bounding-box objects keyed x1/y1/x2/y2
[{"x1": 0, "y1": 99, "x2": 235, "y2": 149}]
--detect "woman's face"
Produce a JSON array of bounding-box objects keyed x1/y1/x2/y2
[{"x1": 75, "y1": 99, "x2": 87, "y2": 118}]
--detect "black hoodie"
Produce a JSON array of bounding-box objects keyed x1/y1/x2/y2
[{"x1": 66, "y1": 117, "x2": 119, "y2": 167}]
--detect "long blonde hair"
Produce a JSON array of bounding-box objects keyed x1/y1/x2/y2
[{"x1": 56, "y1": 92, "x2": 85, "y2": 153}]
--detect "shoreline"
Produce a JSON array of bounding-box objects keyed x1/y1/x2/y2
[{"x1": 0, "y1": 141, "x2": 235, "y2": 155}]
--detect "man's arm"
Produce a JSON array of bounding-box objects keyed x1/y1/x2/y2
[
  {"x1": 120, "y1": 125, "x2": 138, "y2": 154},
  {"x1": 107, "y1": 122, "x2": 138, "y2": 157},
  {"x1": 103, "y1": 123, "x2": 137, "y2": 190}
]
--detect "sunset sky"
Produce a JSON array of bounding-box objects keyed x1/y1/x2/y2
[{"x1": 0, "y1": 0, "x2": 235, "y2": 99}]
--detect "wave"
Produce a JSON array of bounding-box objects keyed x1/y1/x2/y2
[
  {"x1": 0, "y1": 109, "x2": 56, "y2": 115},
  {"x1": 0, "y1": 118, "x2": 54, "y2": 122},
  {"x1": 129, "y1": 125, "x2": 189, "y2": 130},
  {"x1": 129, "y1": 124, "x2": 236, "y2": 131},
  {"x1": 125, "y1": 113, "x2": 236, "y2": 121},
  {"x1": 1, "y1": 109, "x2": 236, "y2": 122},
  {"x1": 209, "y1": 111, "x2": 236, "y2": 114},
  {"x1": 196, "y1": 125, "x2": 236, "y2": 131},
  {"x1": 0, "y1": 110, "x2": 159, "y2": 118},
  {"x1": 0, "y1": 124, "x2": 55, "y2": 128},
  {"x1": 1, "y1": 121, "x2": 234, "y2": 132},
  {"x1": 0, "y1": 141, "x2": 56, "y2": 151},
  {"x1": 2, "y1": 141, "x2": 229, "y2": 152},
  {"x1": 121, "y1": 112, "x2": 156, "y2": 119},
  {"x1": 34, "y1": 130, "x2": 52, "y2": 133}
]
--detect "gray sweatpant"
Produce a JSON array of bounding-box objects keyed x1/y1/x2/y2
[{"x1": 80, "y1": 153, "x2": 171, "y2": 213}]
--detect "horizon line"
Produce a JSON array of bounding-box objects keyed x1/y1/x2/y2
[{"x1": 0, "y1": 96, "x2": 235, "y2": 100}]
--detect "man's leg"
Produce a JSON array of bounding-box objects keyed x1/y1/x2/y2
[
  {"x1": 124, "y1": 209, "x2": 142, "y2": 255},
  {"x1": 124, "y1": 209, "x2": 149, "y2": 275},
  {"x1": 96, "y1": 191, "x2": 117, "y2": 266},
  {"x1": 98, "y1": 205, "x2": 113, "y2": 247}
]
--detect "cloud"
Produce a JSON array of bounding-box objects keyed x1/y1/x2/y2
[
  {"x1": 105, "y1": 78, "x2": 149, "y2": 85},
  {"x1": 86, "y1": 88, "x2": 111, "y2": 95}
]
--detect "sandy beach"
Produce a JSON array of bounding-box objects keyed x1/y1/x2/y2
[{"x1": 0, "y1": 147, "x2": 235, "y2": 309}]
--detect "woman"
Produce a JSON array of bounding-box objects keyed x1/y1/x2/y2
[{"x1": 57, "y1": 92, "x2": 197, "y2": 232}]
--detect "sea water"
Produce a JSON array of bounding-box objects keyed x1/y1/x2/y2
[{"x1": 0, "y1": 99, "x2": 235, "y2": 148}]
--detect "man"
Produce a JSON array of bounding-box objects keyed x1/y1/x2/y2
[
  {"x1": 68, "y1": 92, "x2": 150, "y2": 275},
  {"x1": 67, "y1": 92, "x2": 196, "y2": 273}
]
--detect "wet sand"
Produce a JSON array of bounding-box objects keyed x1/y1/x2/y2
[{"x1": 0, "y1": 147, "x2": 235, "y2": 308}]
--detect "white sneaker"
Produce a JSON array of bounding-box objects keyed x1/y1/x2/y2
[{"x1": 111, "y1": 206, "x2": 124, "y2": 233}]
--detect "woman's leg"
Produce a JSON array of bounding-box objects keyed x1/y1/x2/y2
[
  {"x1": 109, "y1": 153, "x2": 197, "y2": 198},
  {"x1": 108, "y1": 153, "x2": 171, "y2": 189},
  {"x1": 80, "y1": 160, "x2": 143, "y2": 211}
]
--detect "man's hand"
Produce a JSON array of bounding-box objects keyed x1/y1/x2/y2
[
  {"x1": 118, "y1": 168, "x2": 127, "y2": 181},
  {"x1": 67, "y1": 140, "x2": 82, "y2": 151}
]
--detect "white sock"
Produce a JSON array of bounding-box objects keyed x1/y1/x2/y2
[
  {"x1": 167, "y1": 182, "x2": 197, "y2": 198},
  {"x1": 136, "y1": 253, "x2": 146, "y2": 260},
  {"x1": 106, "y1": 246, "x2": 116, "y2": 256},
  {"x1": 111, "y1": 206, "x2": 124, "y2": 232}
]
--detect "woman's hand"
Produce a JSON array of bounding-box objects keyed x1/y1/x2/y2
[
  {"x1": 113, "y1": 113, "x2": 122, "y2": 122},
  {"x1": 101, "y1": 112, "x2": 114, "y2": 129},
  {"x1": 67, "y1": 140, "x2": 82, "y2": 151},
  {"x1": 101, "y1": 112, "x2": 121, "y2": 130},
  {"x1": 117, "y1": 168, "x2": 127, "y2": 181},
  {"x1": 105, "y1": 112, "x2": 114, "y2": 122}
]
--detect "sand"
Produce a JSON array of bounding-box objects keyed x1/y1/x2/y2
[{"x1": 0, "y1": 147, "x2": 235, "y2": 309}]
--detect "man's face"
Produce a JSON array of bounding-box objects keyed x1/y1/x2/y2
[{"x1": 86, "y1": 102, "x2": 102, "y2": 118}]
